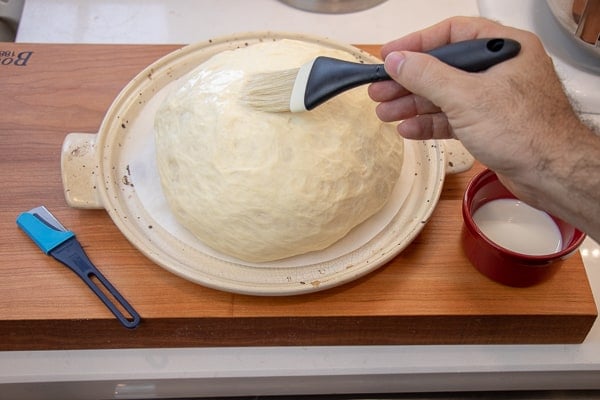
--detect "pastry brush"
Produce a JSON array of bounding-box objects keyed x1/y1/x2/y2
[{"x1": 242, "y1": 38, "x2": 521, "y2": 113}]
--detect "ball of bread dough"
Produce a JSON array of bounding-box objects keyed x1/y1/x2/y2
[{"x1": 154, "y1": 39, "x2": 403, "y2": 262}]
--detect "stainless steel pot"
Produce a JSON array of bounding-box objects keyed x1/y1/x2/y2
[{"x1": 279, "y1": 0, "x2": 387, "y2": 14}]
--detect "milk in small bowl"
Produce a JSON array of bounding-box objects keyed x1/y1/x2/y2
[
  {"x1": 473, "y1": 199, "x2": 563, "y2": 256},
  {"x1": 462, "y1": 169, "x2": 585, "y2": 287}
]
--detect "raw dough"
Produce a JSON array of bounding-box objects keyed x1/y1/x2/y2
[{"x1": 154, "y1": 39, "x2": 403, "y2": 262}]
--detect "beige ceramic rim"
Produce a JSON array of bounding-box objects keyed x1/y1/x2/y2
[{"x1": 61, "y1": 32, "x2": 473, "y2": 296}]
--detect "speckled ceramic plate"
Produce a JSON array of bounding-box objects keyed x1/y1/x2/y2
[{"x1": 61, "y1": 32, "x2": 473, "y2": 296}]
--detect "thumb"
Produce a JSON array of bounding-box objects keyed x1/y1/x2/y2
[{"x1": 383, "y1": 51, "x2": 471, "y2": 110}]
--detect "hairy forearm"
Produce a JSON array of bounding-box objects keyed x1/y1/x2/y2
[{"x1": 522, "y1": 121, "x2": 600, "y2": 243}]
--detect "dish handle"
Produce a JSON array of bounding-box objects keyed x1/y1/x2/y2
[
  {"x1": 61, "y1": 133, "x2": 104, "y2": 209},
  {"x1": 441, "y1": 139, "x2": 475, "y2": 175}
]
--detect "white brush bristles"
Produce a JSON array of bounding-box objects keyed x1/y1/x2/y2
[
  {"x1": 241, "y1": 68, "x2": 299, "y2": 112},
  {"x1": 242, "y1": 58, "x2": 315, "y2": 113}
]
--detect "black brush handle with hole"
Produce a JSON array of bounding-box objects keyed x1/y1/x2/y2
[{"x1": 304, "y1": 38, "x2": 521, "y2": 110}]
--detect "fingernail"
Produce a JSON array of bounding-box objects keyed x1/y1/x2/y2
[{"x1": 384, "y1": 51, "x2": 406, "y2": 76}]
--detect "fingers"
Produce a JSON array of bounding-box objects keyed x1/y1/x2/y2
[
  {"x1": 367, "y1": 80, "x2": 410, "y2": 102},
  {"x1": 371, "y1": 50, "x2": 476, "y2": 141},
  {"x1": 397, "y1": 114, "x2": 455, "y2": 140},
  {"x1": 371, "y1": 80, "x2": 451, "y2": 141},
  {"x1": 382, "y1": 50, "x2": 475, "y2": 119},
  {"x1": 375, "y1": 93, "x2": 440, "y2": 122}
]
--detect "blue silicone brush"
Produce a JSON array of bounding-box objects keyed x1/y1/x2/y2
[
  {"x1": 16, "y1": 206, "x2": 141, "y2": 329},
  {"x1": 243, "y1": 38, "x2": 521, "y2": 112}
]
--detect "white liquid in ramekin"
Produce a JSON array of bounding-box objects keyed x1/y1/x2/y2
[{"x1": 472, "y1": 199, "x2": 563, "y2": 256}]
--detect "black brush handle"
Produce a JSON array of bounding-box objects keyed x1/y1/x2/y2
[
  {"x1": 427, "y1": 38, "x2": 521, "y2": 72},
  {"x1": 304, "y1": 38, "x2": 521, "y2": 110}
]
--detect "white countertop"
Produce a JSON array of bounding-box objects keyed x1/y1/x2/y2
[
  {"x1": 15, "y1": 0, "x2": 480, "y2": 44},
  {"x1": 3, "y1": 0, "x2": 600, "y2": 398}
]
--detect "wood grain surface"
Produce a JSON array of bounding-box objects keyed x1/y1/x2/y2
[{"x1": 0, "y1": 43, "x2": 596, "y2": 350}]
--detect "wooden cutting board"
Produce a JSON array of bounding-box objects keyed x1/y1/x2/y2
[{"x1": 0, "y1": 43, "x2": 596, "y2": 350}]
